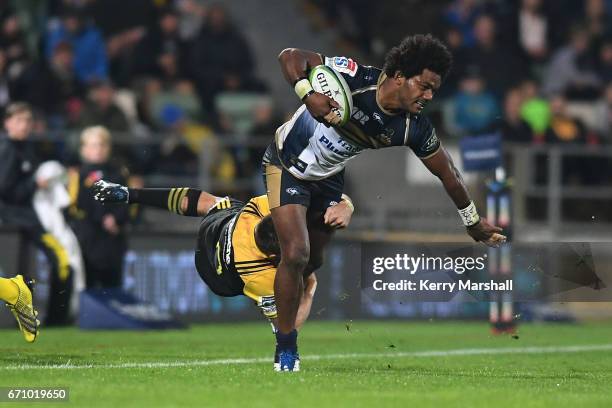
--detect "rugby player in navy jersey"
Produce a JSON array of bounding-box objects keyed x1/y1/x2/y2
[{"x1": 265, "y1": 34, "x2": 506, "y2": 371}]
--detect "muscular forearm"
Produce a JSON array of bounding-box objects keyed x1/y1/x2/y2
[
  {"x1": 440, "y1": 167, "x2": 471, "y2": 209},
  {"x1": 278, "y1": 48, "x2": 322, "y2": 85},
  {"x1": 295, "y1": 274, "x2": 317, "y2": 330}
]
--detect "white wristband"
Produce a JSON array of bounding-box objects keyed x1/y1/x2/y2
[
  {"x1": 458, "y1": 201, "x2": 480, "y2": 227},
  {"x1": 294, "y1": 78, "x2": 314, "y2": 100}
]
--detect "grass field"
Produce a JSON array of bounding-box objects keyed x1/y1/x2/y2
[{"x1": 1, "y1": 321, "x2": 612, "y2": 407}]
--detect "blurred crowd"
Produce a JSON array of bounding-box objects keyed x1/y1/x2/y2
[
  {"x1": 310, "y1": 0, "x2": 612, "y2": 148},
  {"x1": 0, "y1": 0, "x2": 277, "y2": 191},
  {"x1": 0, "y1": 0, "x2": 610, "y2": 201}
]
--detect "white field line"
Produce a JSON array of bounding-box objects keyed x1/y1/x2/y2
[{"x1": 3, "y1": 344, "x2": 612, "y2": 371}]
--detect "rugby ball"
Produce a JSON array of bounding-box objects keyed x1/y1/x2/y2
[{"x1": 309, "y1": 65, "x2": 353, "y2": 126}]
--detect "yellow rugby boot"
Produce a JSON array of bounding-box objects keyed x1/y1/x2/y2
[{"x1": 5, "y1": 275, "x2": 39, "y2": 343}]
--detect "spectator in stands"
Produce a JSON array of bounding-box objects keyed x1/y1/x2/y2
[
  {"x1": 442, "y1": 0, "x2": 482, "y2": 48},
  {"x1": 0, "y1": 14, "x2": 33, "y2": 107},
  {"x1": 0, "y1": 13, "x2": 29, "y2": 70},
  {"x1": 151, "y1": 80, "x2": 205, "y2": 128},
  {"x1": 500, "y1": 87, "x2": 533, "y2": 144},
  {"x1": 27, "y1": 41, "x2": 84, "y2": 128},
  {"x1": 583, "y1": 0, "x2": 611, "y2": 47},
  {"x1": 519, "y1": 79, "x2": 551, "y2": 143},
  {"x1": 191, "y1": 4, "x2": 262, "y2": 111},
  {"x1": 438, "y1": 27, "x2": 468, "y2": 98},
  {"x1": 542, "y1": 26, "x2": 601, "y2": 100},
  {"x1": 175, "y1": 0, "x2": 208, "y2": 41},
  {"x1": 45, "y1": 6, "x2": 108, "y2": 84},
  {"x1": 597, "y1": 38, "x2": 612, "y2": 83},
  {"x1": 513, "y1": 0, "x2": 551, "y2": 64},
  {"x1": 592, "y1": 82, "x2": 612, "y2": 142},
  {"x1": 78, "y1": 79, "x2": 129, "y2": 132},
  {"x1": 68, "y1": 126, "x2": 130, "y2": 289},
  {"x1": 464, "y1": 14, "x2": 525, "y2": 98},
  {"x1": 249, "y1": 99, "x2": 283, "y2": 176},
  {"x1": 545, "y1": 94, "x2": 595, "y2": 184},
  {"x1": 452, "y1": 67, "x2": 500, "y2": 136},
  {"x1": 157, "y1": 104, "x2": 235, "y2": 180},
  {"x1": 130, "y1": 7, "x2": 190, "y2": 82},
  {"x1": 545, "y1": 94, "x2": 588, "y2": 144},
  {"x1": 0, "y1": 102, "x2": 72, "y2": 325},
  {"x1": 0, "y1": 49, "x2": 11, "y2": 114}
]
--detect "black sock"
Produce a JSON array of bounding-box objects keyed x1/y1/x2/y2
[{"x1": 128, "y1": 188, "x2": 201, "y2": 216}]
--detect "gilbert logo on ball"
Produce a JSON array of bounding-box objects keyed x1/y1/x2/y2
[{"x1": 309, "y1": 65, "x2": 353, "y2": 126}]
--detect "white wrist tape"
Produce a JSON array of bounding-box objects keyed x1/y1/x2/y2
[
  {"x1": 458, "y1": 201, "x2": 480, "y2": 227},
  {"x1": 294, "y1": 78, "x2": 314, "y2": 100}
]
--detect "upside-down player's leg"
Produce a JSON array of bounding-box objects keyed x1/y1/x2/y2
[
  {"x1": 0, "y1": 276, "x2": 39, "y2": 343},
  {"x1": 92, "y1": 180, "x2": 220, "y2": 216}
]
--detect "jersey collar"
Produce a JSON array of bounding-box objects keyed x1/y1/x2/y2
[{"x1": 375, "y1": 72, "x2": 401, "y2": 116}]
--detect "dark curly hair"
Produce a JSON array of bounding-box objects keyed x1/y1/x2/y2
[{"x1": 383, "y1": 34, "x2": 453, "y2": 80}]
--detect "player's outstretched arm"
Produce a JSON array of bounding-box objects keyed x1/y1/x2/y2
[
  {"x1": 93, "y1": 180, "x2": 220, "y2": 216},
  {"x1": 421, "y1": 147, "x2": 507, "y2": 248},
  {"x1": 278, "y1": 48, "x2": 339, "y2": 125},
  {"x1": 295, "y1": 273, "x2": 317, "y2": 330}
]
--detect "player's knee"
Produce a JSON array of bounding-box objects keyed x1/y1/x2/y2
[
  {"x1": 307, "y1": 254, "x2": 324, "y2": 272},
  {"x1": 282, "y1": 243, "x2": 310, "y2": 272}
]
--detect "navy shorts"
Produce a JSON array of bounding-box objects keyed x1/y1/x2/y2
[{"x1": 262, "y1": 143, "x2": 344, "y2": 212}]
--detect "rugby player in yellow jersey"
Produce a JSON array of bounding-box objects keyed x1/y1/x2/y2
[
  {"x1": 92, "y1": 179, "x2": 354, "y2": 371},
  {"x1": 0, "y1": 275, "x2": 39, "y2": 342}
]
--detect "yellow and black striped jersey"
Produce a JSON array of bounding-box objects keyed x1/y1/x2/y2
[{"x1": 195, "y1": 195, "x2": 277, "y2": 299}]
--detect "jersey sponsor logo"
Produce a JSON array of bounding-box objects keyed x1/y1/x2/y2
[
  {"x1": 223, "y1": 214, "x2": 238, "y2": 266},
  {"x1": 319, "y1": 135, "x2": 357, "y2": 156},
  {"x1": 373, "y1": 112, "x2": 384, "y2": 125},
  {"x1": 329, "y1": 201, "x2": 338, "y2": 206},
  {"x1": 423, "y1": 129, "x2": 439, "y2": 152},
  {"x1": 215, "y1": 242, "x2": 223, "y2": 275},
  {"x1": 332, "y1": 57, "x2": 358, "y2": 77},
  {"x1": 351, "y1": 108, "x2": 369, "y2": 125}
]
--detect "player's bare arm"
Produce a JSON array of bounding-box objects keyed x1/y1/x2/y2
[
  {"x1": 421, "y1": 146, "x2": 507, "y2": 247},
  {"x1": 294, "y1": 273, "x2": 317, "y2": 330},
  {"x1": 269, "y1": 272, "x2": 317, "y2": 331},
  {"x1": 278, "y1": 48, "x2": 339, "y2": 124}
]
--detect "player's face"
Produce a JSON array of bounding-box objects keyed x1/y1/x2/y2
[{"x1": 399, "y1": 69, "x2": 442, "y2": 114}]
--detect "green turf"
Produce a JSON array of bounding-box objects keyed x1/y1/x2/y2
[{"x1": 1, "y1": 321, "x2": 612, "y2": 407}]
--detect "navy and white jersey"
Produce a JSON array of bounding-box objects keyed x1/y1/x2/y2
[{"x1": 274, "y1": 56, "x2": 441, "y2": 180}]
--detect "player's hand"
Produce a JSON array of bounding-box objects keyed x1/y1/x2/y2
[
  {"x1": 304, "y1": 92, "x2": 340, "y2": 127},
  {"x1": 323, "y1": 200, "x2": 353, "y2": 229},
  {"x1": 466, "y1": 218, "x2": 507, "y2": 248},
  {"x1": 93, "y1": 180, "x2": 129, "y2": 203}
]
